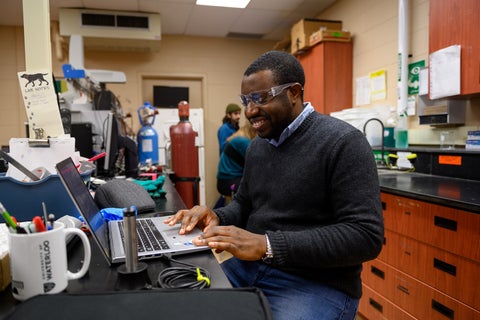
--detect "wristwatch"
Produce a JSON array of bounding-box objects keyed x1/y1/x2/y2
[{"x1": 262, "y1": 234, "x2": 274, "y2": 264}]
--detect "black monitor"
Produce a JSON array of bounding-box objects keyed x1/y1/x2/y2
[
  {"x1": 70, "y1": 123, "x2": 94, "y2": 158},
  {"x1": 97, "y1": 112, "x2": 118, "y2": 177},
  {"x1": 153, "y1": 85, "x2": 189, "y2": 108}
]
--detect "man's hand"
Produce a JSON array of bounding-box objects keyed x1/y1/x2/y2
[
  {"x1": 164, "y1": 205, "x2": 220, "y2": 234},
  {"x1": 193, "y1": 225, "x2": 267, "y2": 261}
]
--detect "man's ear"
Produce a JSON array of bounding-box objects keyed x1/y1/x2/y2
[
  {"x1": 290, "y1": 83, "x2": 303, "y2": 97},
  {"x1": 289, "y1": 83, "x2": 303, "y2": 104}
]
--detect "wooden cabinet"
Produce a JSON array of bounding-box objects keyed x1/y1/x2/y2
[
  {"x1": 429, "y1": 0, "x2": 480, "y2": 96},
  {"x1": 358, "y1": 193, "x2": 480, "y2": 319},
  {"x1": 295, "y1": 41, "x2": 352, "y2": 115},
  {"x1": 360, "y1": 284, "x2": 416, "y2": 320}
]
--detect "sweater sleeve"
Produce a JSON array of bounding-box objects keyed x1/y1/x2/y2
[{"x1": 214, "y1": 174, "x2": 252, "y2": 228}]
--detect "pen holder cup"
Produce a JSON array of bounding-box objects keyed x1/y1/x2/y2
[
  {"x1": 0, "y1": 171, "x2": 91, "y2": 221},
  {"x1": 8, "y1": 221, "x2": 91, "y2": 301}
]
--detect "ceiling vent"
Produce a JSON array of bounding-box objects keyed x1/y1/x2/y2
[{"x1": 59, "y1": 8, "x2": 161, "y2": 52}]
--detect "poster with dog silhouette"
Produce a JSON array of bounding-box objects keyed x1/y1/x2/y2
[{"x1": 17, "y1": 70, "x2": 64, "y2": 139}]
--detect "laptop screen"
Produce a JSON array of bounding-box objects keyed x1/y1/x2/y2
[{"x1": 56, "y1": 157, "x2": 112, "y2": 263}]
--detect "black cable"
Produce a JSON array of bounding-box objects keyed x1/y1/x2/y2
[{"x1": 157, "y1": 256, "x2": 211, "y2": 289}]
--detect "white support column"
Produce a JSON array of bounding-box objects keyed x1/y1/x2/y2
[
  {"x1": 23, "y1": 0, "x2": 52, "y2": 71},
  {"x1": 397, "y1": 0, "x2": 409, "y2": 115}
]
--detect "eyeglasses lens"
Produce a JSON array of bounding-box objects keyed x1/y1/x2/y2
[{"x1": 239, "y1": 83, "x2": 297, "y2": 107}]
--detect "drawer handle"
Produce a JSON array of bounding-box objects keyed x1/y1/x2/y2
[
  {"x1": 432, "y1": 299, "x2": 454, "y2": 319},
  {"x1": 434, "y1": 216, "x2": 457, "y2": 231},
  {"x1": 396, "y1": 284, "x2": 410, "y2": 295},
  {"x1": 434, "y1": 258, "x2": 457, "y2": 276},
  {"x1": 370, "y1": 266, "x2": 385, "y2": 279},
  {"x1": 369, "y1": 298, "x2": 383, "y2": 313}
]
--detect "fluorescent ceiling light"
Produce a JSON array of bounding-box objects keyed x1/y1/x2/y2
[{"x1": 196, "y1": 0, "x2": 251, "y2": 9}]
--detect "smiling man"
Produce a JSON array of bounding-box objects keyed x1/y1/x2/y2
[{"x1": 166, "y1": 50, "x2": 384, "y2": 320}]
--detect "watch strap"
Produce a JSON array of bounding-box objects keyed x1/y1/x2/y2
[{"x1": 262, "y1": 234, "x2": 273, "y2": 264}]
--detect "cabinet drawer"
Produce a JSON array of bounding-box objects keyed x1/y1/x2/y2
[
  {"x1": 362, "y1": 259, "x2": 480, "y2": 319},
  {"x1": 377, "y1": 230, "x2": 479, "y2": 309},
  {"x1": 381, "y1": 193, "x2": 480, "y2": 262},
  {"x1": 359, "y1": 284, "x2": 415, "y2": 320}
]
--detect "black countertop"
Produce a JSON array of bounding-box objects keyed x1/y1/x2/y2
[{"x1": 378, "y1": 169, "x2": 480, "y2": 214}]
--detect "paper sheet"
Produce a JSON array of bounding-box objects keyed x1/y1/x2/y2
[
  {"x1": 429, "y1": 45, "x2": 461, "y2": 99},
  {"x1": 419, "y1": 67, "x2": 429, "y2": 96},
  {"x1": 355, "y1": 76, "x2": 371, "y2": 106},
  {"x1": 6, "y1": 138, "x2": 79, "y2": 181},
  {"x1": 370, "y1": 69, "x2": 387, "y2": 101},
  {"x1": 17, "y1": 70, "x2": 64, "y2": 139}
]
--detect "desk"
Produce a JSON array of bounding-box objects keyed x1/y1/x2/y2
[{"x1": 0, "y1": 175, "x2": 231, "y2": 318}]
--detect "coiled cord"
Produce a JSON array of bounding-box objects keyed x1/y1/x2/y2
[{"x1": 157, "y1": 256, "x2": 211, "y2": 289}]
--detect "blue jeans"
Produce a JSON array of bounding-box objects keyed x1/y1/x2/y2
[{"x1": 221, "y1": 258, "x2": 359, "y2": 320}]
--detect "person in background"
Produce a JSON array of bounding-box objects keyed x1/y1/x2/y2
[
  {"x1": 217, "y1": 103, "x2": 241, "y2": 154},
  {"x1": 94, "y1": 83, "x2": 138, "y2": 178},
  {"x1": 216, "y1": 122, "x2": 256, "y2": 197},
  {"x1": 93, "y1": 82, "x2": 117, "y2": 110},
  {"x1": 165, "y1": 50, "x2": 384, "y2": 320}
]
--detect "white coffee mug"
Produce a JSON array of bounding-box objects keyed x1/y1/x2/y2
[{"x1": 8, "y1": 221, "x2": 91, "y2": 301}]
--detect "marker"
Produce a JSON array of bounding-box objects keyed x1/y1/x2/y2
[
  {"x1": 0, "y1": 202, "x2": 18, "y2": 229},
  {"x1": 87, "y1": 152, "x2": 107, "y2": 162},
  {"x1": 76, "y1": 152, "x2": 106, "y2": 168},
  {"x1": 15, "y1": 225, "x2": 28, "y2": 234},
  {"x1": 32, "y1": 216, "x2": 46, "y2": 232},
  {"x1": 48, "y1": 213, "x2": 55, "y2": 230},
  {"x1": 27, "y1": 222, "x2": 37, "y2": 233},
  {"x1": 0, "y1": 203, "x2": 27, "y2": 234}
]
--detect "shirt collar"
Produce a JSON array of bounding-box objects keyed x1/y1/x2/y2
[{"x1": 267, "y1": 102, "x2": 315, "y2": 147}]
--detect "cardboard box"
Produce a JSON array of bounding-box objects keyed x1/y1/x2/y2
[
  {"x1": 291, "y1": 18, "x2": 342, "y2": 54},
  {"x1": 309, "y1": 29, "x2": 352, "y2": 46}
]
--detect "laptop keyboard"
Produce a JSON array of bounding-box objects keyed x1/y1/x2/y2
[{"x1": 118, "y1": 219, "x2": 170, "y2": 252}]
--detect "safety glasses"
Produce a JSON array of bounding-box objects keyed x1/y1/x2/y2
[{"x1": 239, "y1": 82, "x2": 299, "y2": 108}]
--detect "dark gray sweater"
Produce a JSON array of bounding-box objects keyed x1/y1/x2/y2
[{"x1": 215, "y1": 111, "x2": 384, "y2": 299}]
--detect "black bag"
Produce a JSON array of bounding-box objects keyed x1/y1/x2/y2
[
  {"x1": 5, "y1": 288, "x2": 273, "y2": 320},
  {"x1": 94, "y1": 179, "x2": 156, "y2": 213}
]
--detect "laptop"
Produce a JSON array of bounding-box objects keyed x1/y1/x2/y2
[{"x1": 55, "y1": 157, "x2": 209, "y2": 265}]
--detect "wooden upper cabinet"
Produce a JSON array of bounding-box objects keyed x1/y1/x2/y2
[
  {"x1": 429, "y1": 0, "x2": 480, "y2": 96},
  {"x1": 295, "y1": 41, "x2": 353, "y2": 115}
]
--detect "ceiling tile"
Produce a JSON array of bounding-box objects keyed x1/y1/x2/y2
[
  {"x1": 1, "y1": 0, "x2": 337, "y2": 41},
  {"x1": 185, "y1": 6, "x2": 242, "y2": 37},
  {"x1": 231, "y1": 9, "x2": 288, "y2": 35},
  {"x1": 248, "y1": 0, "x2": 304, "y2": 11},
  {"x1": 148, "y1": 2, "x2": 194, "y2": 34}
]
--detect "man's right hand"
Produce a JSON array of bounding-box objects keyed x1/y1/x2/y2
[{"x1": 163, "y1": 205, "x2": 220, "y2": 235}]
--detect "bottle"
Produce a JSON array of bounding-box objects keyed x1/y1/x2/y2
[
  {"x1": 395, "y1": 112, "x2": 409, "y2": 148},
  {"x1": 384, "y1": 107, "x2": 397, "y2": 148},
  {"x1": 122, "y1": 206, "x2": 139, "y2": 272}
]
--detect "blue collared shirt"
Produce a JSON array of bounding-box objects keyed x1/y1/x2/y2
[{"x1": 267, "y1": 102, "x2": 315, "y2": 147}]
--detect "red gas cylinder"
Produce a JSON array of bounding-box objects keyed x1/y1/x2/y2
[{"x1": 170, "y1": 101, "x2": 199, "y2": 207}]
